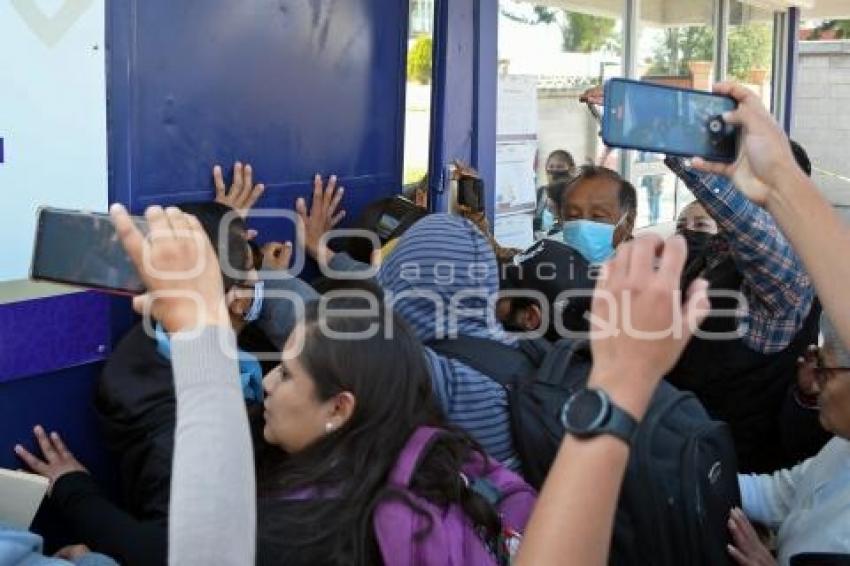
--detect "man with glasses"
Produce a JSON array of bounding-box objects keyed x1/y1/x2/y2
[{"x1": 729, "y1": 313, "x2": 850, "y2": 565}]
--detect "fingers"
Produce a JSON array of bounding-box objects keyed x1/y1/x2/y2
[
  {"x1": 244, "y1": 183, "x2": 264, "y2": 210},
  {"x1": 682, "y1": 278, "x2": 710, "y2": 340},
  {"x1": 132, "y1": 293, "x2": 151, "y2": 316},
  {"x1": 656, "y1": 235, "x2": 687, "y2": 284},
  {"x1": 690, "y1": 156, "x2": 732, "y2": 176},
  {"x1": 14, "y1": 443, "x2": 48, "y2": 475},
  {"x1": 213, "y1": 165, "x2": 226, "y2": 200},
  {"x1": 311, "y1": 174, "x2": 324, "y2": 213},
  {"x1": 49, "y1": 431, "x2": 72, "y2": 459},
  {"x1": 323, "y1": 175, "x2": 338, "y2": 208},
  {"x1": 295, "y1": 197, "x2": 308, "y2": 219},
  {"x1": 230, "y1": 162, "x2": 245, "y2": 201},
  {"x1": 328, "y1": 184, "x2": 345, "y2": 215},
  {"x1": 33, "y1": 425, "x2": 59, "y2": 462},
  {"x1": 242, "y1": 163, "x2": 253, "y2": 199},
  {"x1": 330, "y1": 210, "x2": 346, "y2": 228},
  {"x1": 727, "y1": 543, "x2": 752, "y2": 566},
  {"x1": 111, "y1": 204, "x2": 146, "y2": 274},
  {"x1": 626, "y1": 234, "x2": 663, "y2": 286},
  {"x1": 713, "y1": 82, "x2": 757, "y2": 105}
]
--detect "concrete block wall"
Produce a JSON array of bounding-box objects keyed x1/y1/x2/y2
[{"x1": 794, "y1": 41, "x2": 850, "y2": 206}]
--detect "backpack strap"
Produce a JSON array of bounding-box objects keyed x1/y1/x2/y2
[
  {"x1": 427, "y1": 336, "x2": 542, "y2": 388},
  {"x1": 388, "y1": 426, "x2": 442, "y2": 487}
]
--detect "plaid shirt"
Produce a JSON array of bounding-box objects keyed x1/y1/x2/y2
[{"x1": 666, "y1": 157, "x2": 814, "y2": 354}]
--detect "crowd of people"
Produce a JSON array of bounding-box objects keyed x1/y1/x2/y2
[{"x1": 5, "y1": 81, "x2": 850, "y2": 566}]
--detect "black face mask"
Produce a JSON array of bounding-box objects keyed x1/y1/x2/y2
[{"x1": 681, "y1": 229, "x2": 713, "y2": 261}]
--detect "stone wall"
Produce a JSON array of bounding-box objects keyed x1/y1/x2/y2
[{"x1": 794, "y1": 41, "x2": 850, "y2": 206}]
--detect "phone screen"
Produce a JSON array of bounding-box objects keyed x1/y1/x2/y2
[
  {"x1": 603, "y1": 79, "x2": 739, "y2": 162},
  {"x1": 31, "y1": 207, "x2": 147, "y2": 294},
  {"x1": 375, "y1": 213, "x2": 402, "y2": 240}
]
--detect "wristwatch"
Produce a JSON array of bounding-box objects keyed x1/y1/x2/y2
[{"x1": 560, "y1": 388, "x2": 638, "y2": 444}]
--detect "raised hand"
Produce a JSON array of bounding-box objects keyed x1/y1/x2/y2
[
  {"x1": 295, "y1": 174, "x2": 346, "y2": 261},
  {"x1": 214, "y1": 162, "x2": 265, "y2": 219},
  {"x1": 691, "y1": 82, "x2": 802, "y2": 207},
  {"x1": 111, "y1": 204, "x2": 229, "y2": 333},
  {"x1": 588, "y1": 234, "x2": 710, "y2": 419},
  {"x1": 14, "y1": 426, "x2": 87, "y2": 493}
]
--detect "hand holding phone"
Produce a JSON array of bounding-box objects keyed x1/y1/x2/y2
[
  {"x1": 602, "y1": 78, "x2": 740, "y2": 163},
  {"x1": 111, "y1": 204, "x2": 230, "y2": 333}
]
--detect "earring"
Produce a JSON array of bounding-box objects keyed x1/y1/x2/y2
[{"x1": 325, "y1": 422, "x2": 334, "y2": 433}]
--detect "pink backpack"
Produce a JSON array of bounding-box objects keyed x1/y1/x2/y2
[{"x1": 373, "y1": 427, "x2": 537, "y2": 566}]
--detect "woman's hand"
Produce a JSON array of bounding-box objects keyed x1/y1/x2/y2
[
  {"x1": 295, "y1": 174, "x2": 346, "y2": 261},
  {"x1": 727, "y1": 507, "x2": 777, "y2": 566},
  {"x1": 111, "y1": 204, "x2": 229, "y2": 333},
  {"x1": 14, "y1": 426, "x2": 87, "y2": 493},
  {"x1": 214, "y1": 162, "x2": 265, "y2": 219}
]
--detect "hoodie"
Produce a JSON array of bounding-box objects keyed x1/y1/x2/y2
[{"x1": 330, "y1": 214, "x2": 519, "y2": 469}]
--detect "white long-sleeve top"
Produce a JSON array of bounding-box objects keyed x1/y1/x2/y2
[
  {"x1": 168, "y1": 326, "x2": 256, "y2": 566},
  {"x1": 739, "y1": 437, "x2": 850, "y2": 565}
]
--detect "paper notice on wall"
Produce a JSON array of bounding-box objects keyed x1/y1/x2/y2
[
  {"x1": 497, "y1": 74, "x2": 538, "y2": 141},
  {"x1": 495, "y1": 142, "x2": 537, "y2": 215},
  {"x1": 494, "y1": 213, "x2": 534, "y2": 251}
]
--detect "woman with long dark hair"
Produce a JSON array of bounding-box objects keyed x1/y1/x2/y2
[{"x1": 257, "y1": 297, "x2": 534, "y2": 565}]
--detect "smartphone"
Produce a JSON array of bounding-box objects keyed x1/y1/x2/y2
[
  {"x1": 457, "y1": 176, "x2": 485, "y2": 213},
  {"x1": 602, "y1": 78, "x2": 740, "y2": 163},
  {"x1": 30, "y1": 207, "x2": 147, "y2": 295}
]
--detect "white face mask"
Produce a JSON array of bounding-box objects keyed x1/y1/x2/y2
[{"x1": 242, "y1": 280, "x2": 265, "y2": 323}]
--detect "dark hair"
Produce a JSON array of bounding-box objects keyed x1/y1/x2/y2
[
  {"x1": 175, "y1": 201, "x2": 248, "y2": 291},
  {"x1": 790, "y1": 139, "x2": 812, "y2": 178},
  {"x1": 259, "y1": 299, "x2": 501, "y2": 564},
  {"x1": 547, "y1": 149, "x2": 576, "y2": 169},
  {"x1": 549, "y1": 165, "x2": 637, "y2": 218}
]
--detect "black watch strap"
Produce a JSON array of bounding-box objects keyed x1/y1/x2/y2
[{"x1": 602, "y1": 400, "x2": 638, "y2": 444}]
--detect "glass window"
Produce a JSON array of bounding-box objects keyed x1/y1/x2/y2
[
  {"x1": 728, "y1": 1, "x2": 775, "y2": 108},
  {"x1": 403, "y1": 1, "x2": 435, "y2": 197},
  {"x1": 630, "y1": 0, "x2": 717, "y2": 228},
  {"x1": 497, "y1": 0, "x2": 623, "y2": 246}
]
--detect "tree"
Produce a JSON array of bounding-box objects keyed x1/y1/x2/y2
[
  {"x1": 407, "y1": 35, "x2": 433, "y2": 85},
  {"x1": 501, "y1": 5, "x2": 618, "y2": 53},
  {"x1": 727, "y1": 23, "x2": 772, "y2": 82},
  {"x1": 647, "y1": 22, "x2": 771, "y2": 82},
  {"x1": 647, "y1": 27, "x2": 714, "y2": 76}
]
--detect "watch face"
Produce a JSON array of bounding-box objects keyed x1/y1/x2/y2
[{"x1": 564, "y1": 389, "x2": 609, "y2": 432}]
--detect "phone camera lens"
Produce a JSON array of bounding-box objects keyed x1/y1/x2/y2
[{"x1": 708, "y1": 117, "x2": 724, "y2": 134}]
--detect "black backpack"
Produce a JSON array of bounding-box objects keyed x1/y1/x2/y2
[{"x1": 429, "y1": 336, "x2": 741, "y2": 566}]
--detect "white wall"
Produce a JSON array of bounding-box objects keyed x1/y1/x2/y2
[
  {"x1": 794, "y1": 41, "x2": 850, "y2": 206},
  {"x1": 0, "y1": 0, "x2": 108, "y2": 282}
]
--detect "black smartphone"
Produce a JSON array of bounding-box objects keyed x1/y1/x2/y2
[
  {"x1": 602, "y1": 78, "x2": 740, "y2": 163},
  {"x1": 457, "y1": 176, "x2": 484, "y2": 213},
  {"x1": 30, "y1": 207, "x2": 147, "y2": 295}
]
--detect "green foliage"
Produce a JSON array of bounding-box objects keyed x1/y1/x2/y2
[
  {"x1": 647, "y1": 23, "x2": 772, "y2": 82},
  {"x1": 407, "y1": 35, "x2": 433, "y2": 85},
  {"x1": 812, "y1": 19, "x2": 850, "y2": 39},
  {"x1": 727, "y1": 23, "x2": 772, "y2": 82},
  {"x1": 500, "y1": 5, "x2": 618, "y2": 53},
  {"x1": 647, "y1": 27, "x2": 714, "y2": 76}
]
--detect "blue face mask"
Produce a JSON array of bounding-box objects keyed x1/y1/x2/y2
[
  {"x1": 562, "y1": 219, "x2": 620, "y2": 264},
  {"x1": 541, "y1": 209, "x2": 556, "y2": 232},
  {"x1": 243, "y1": 280, "x2": 264, "y2": 323}
]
